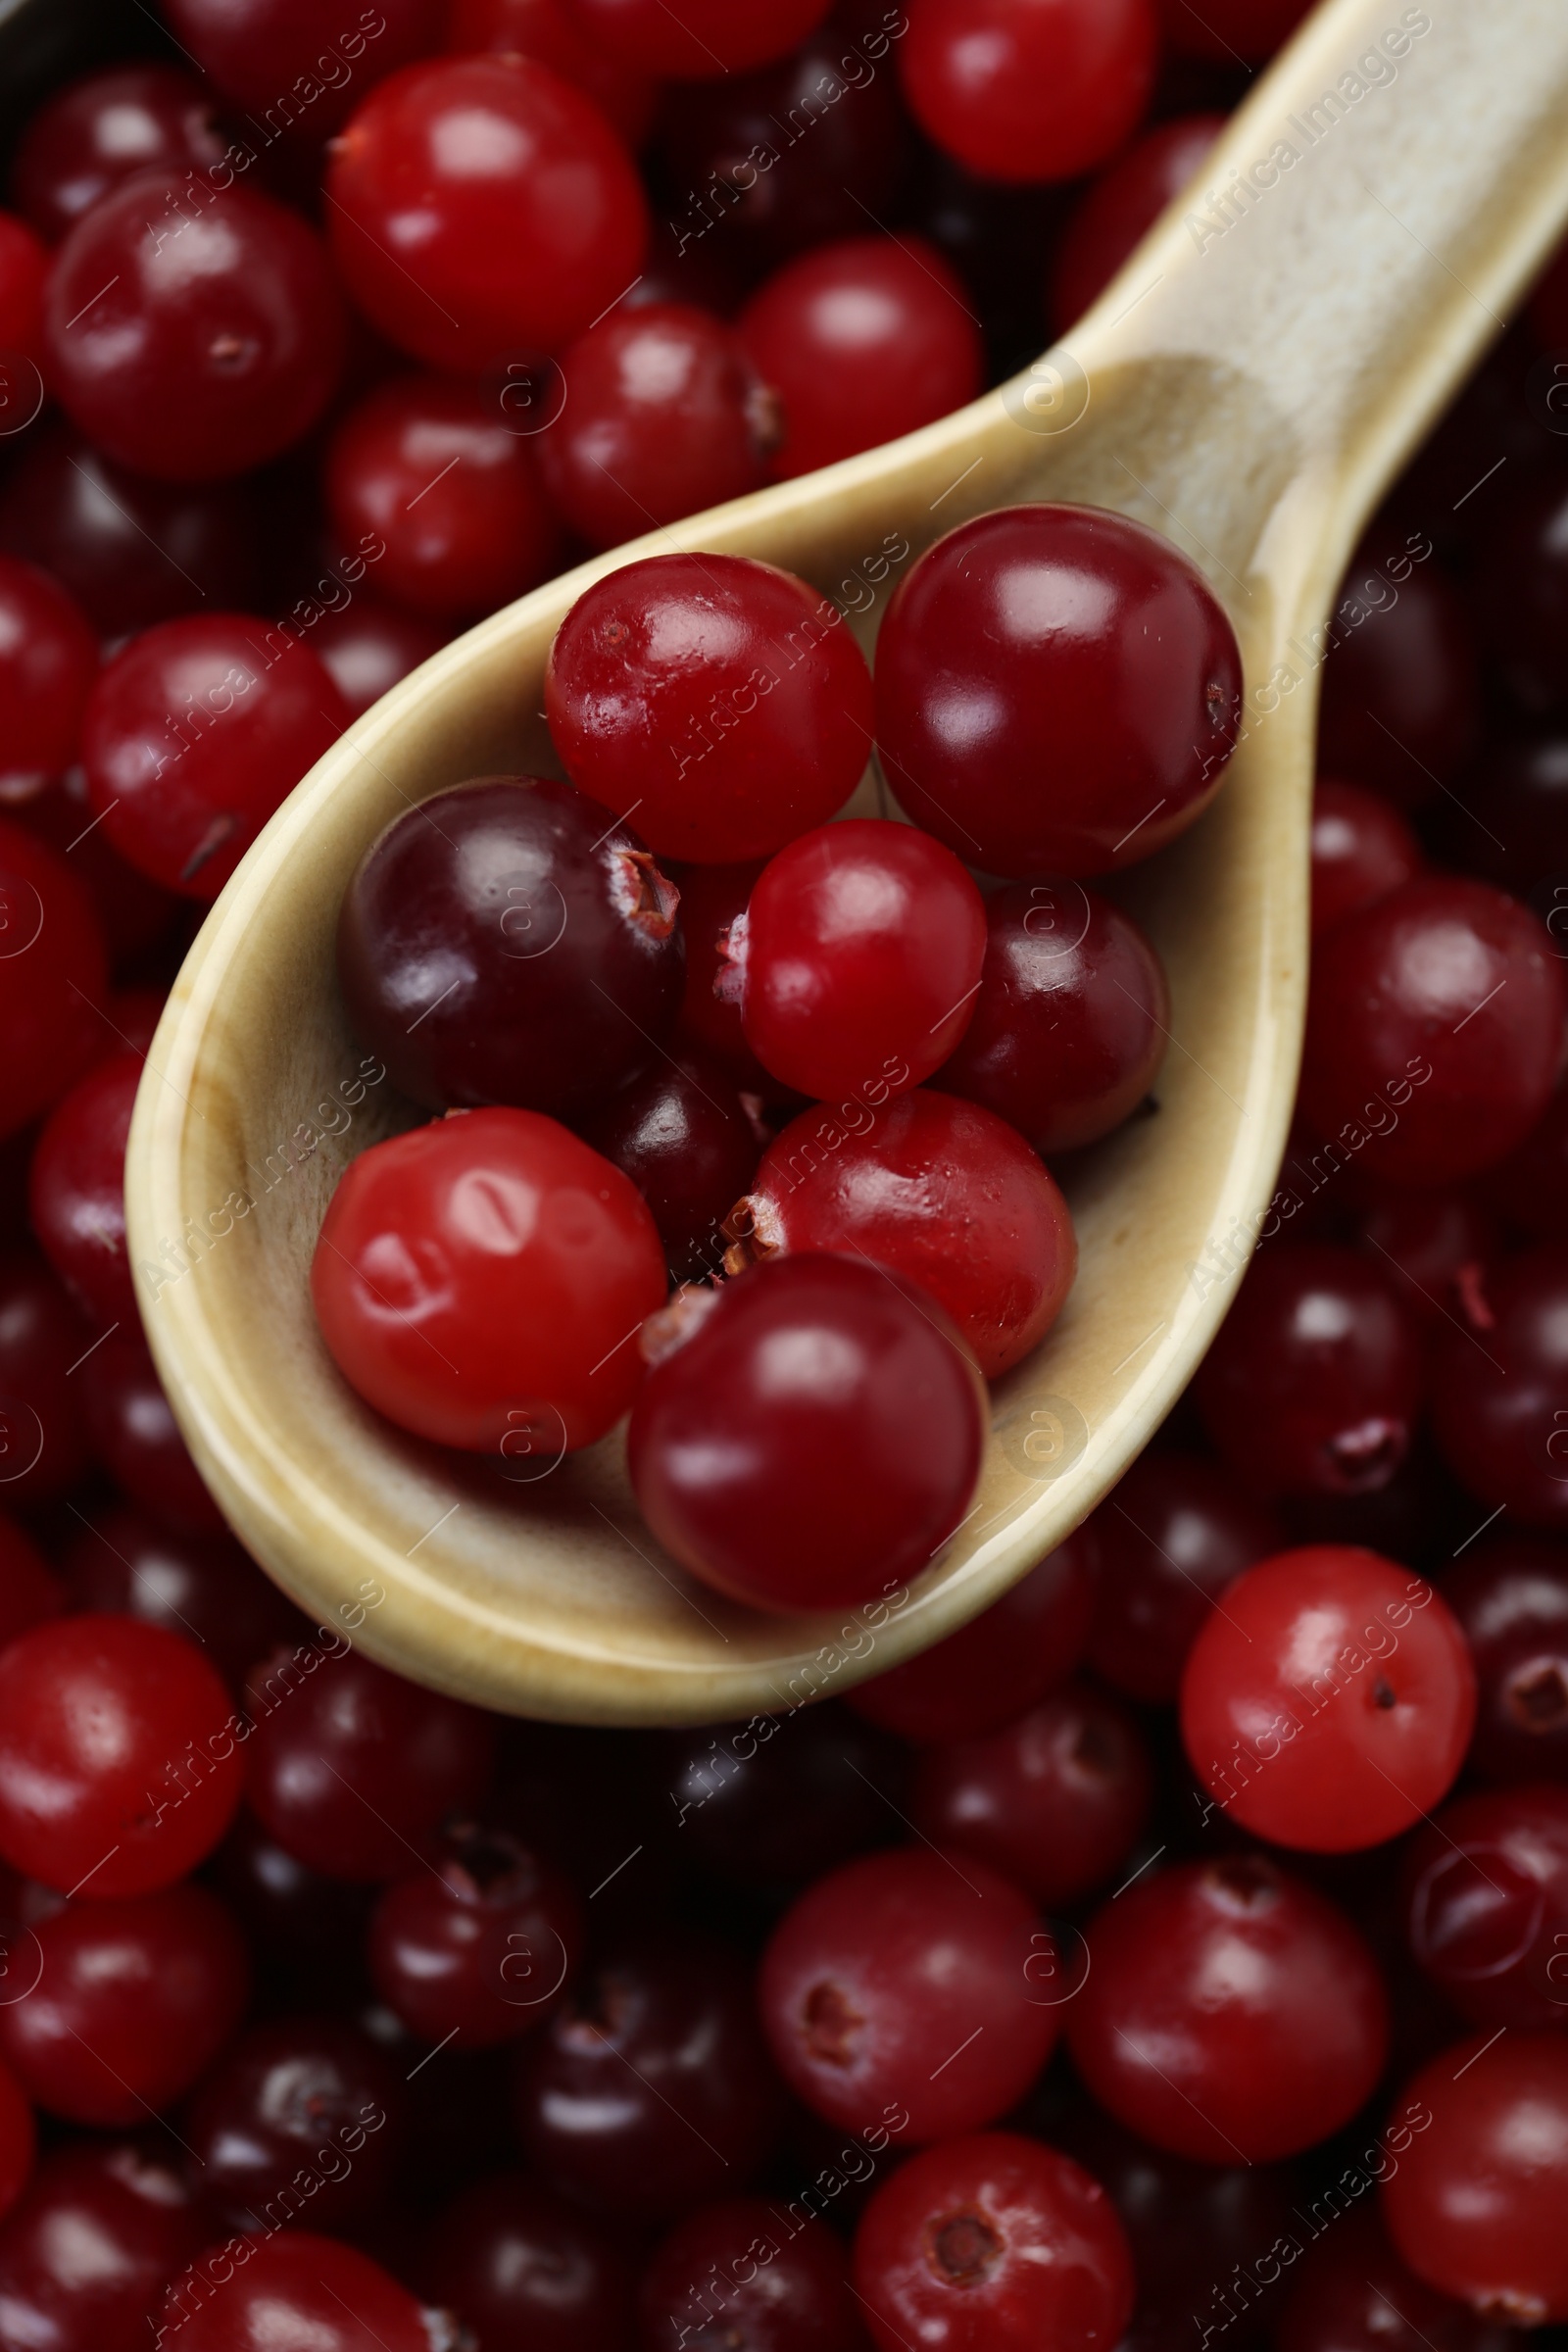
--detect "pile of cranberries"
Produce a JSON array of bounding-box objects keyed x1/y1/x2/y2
[{"x1": 6, "y1": 0, "x2": 1568, "y2": 2347}]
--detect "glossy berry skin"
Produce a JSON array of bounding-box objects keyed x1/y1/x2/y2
[
  {"x1": 934, "y1": 880, "x2": 1169, "y2": 1154},
  {"x1": 1402, "y1": 1782, "x2": 1568, "y2": 2030},
  {"x1": 877, "y1": 506, "x2": 1243, "y2": 878},
  {"x1": 327, "y1": 56, "x2": 648, "y2": 372},
  {"x1": 0, "y1": 1511, "x2": 64, "y2": 1649},
  {"x1": 45, "y1": 172, "x2": 345, "y2": 484},
  {"x1": 0, "y1": 2139, "x2": 208, "y2": 2352},
  {"x1": 1318, "y1": 540, "x2": 1480, "y2": 802},
  {"x1": 1068, "y1": 1855, "x2": 1389, "y2": 2163},
  {"x1": 76, "y1": 1333, "x2": 225, "y2": 1535},
  {"x1": 848, "y1": 1529, "x2": 1095, "y2": 1741},
  {"x1": 10, "y1": 65, "x2": 226, "y2": 243},
  {"x1": 63, "y1": 1503, "x2": 305, "y2": 1697},
  {"x1": 557, "y1": 0, "x2": 831, "y2": 76},
  {"x1": 312, "y1": 595, "x2": 445, "y2": 720},
  {"x1": 740, "y1": 235, "x2": 983, "y2": 479},
  {"x1": 731, "y1": 1089, "x2": 1076, "y2": 1376},
  {"x1": 0, "y1": 1615, "x2": 244, "y2": 1898},
  {"x1": 1381, "y1": 2033, "x2": 1568, "y2": 2323},
  {"x1": 1443, "y1": 1535, "x2": 1568, "y2": 1782},
  {"x1": 326, "y1": 375, "x2": 560, "y2": 620},
  {"x1": 899, "y1": 0, "x2": 1156, "y2": 183},
  {"x1": 546, "y1": 553, "x2": 875, "y2": 863},
  {"x1": 0, "y1": 556, "x2": 98, "y2": 798},
  {"x1": 670, "y1": 859, "x2": 770, "y2": 1082},
  {"x1": 913, "y1": 1683, "x2": 1153, "y2": 1908},
  {"x1": 1085, "y1": 1450, "x2": 1282, "y2": 1704},
  {"x1": 162, "y1": 0, "x2": 442, "y2": 122},
  {"x1": 1354, "y1": 1184, "x2": 1495, "y2": 1331},
  {"x1": 1180, "y1": 1546, "x2": 1476, "y2": 1852},
  {"x1": 81, "y1": 614, "x2": 349, "y2": 899},
  {"x1": 582, "y1": 1049, "x2": 761, "y2": 1283},
  {"x1": 1310, "y1": 776, "x2": 1424, "y2": 936},
  {"x1": 0, "y1": 824, "x2": 106, "y2": 1143},
  {"x1": 734, "y1": 821, "x2": 986, "y2": 1101},
  {"x1": 539, "y1": 304, "x2": 772, "y2": 550},
  {"x1": 1301, "y1": 879, "x2": 1565, "y2": 1184},
  {"x1": 1432, "y1": 1247, "x2": 1568, "y2": 1530},
  {"x1": 314, "y1": 1108, "x2": 666, "y2": 1454},
  {"x1": 0, "y1": 212, "x2": 46, "y2": 367},
  {"x1": 642, "y1": 2197, "x2": 861, "y2": 2352},
  {"x1": 1277, "y1": 2205, "x2": 1496, "y2": 2352},
  {"x1": 0, "y1": 1250, "x2": 94, "y2": 1502},
  {"x1": 368, "y1": 1825, "x2": 583, "y2": 2046},
  {"x1": 420, "y1": 2172, "x2": 634, "y2": 2352},
  {"x1": 760, "y1": 1848, "x2": 1060, "y2": 2143},
  {"x1": 185, "y1": 2016, "x2": 406, "y2": 2232},
  {"x1": 447, "y1": 0, "x2": 656, "y2": 141},
  {"x1": 1196, "y1": 1245, "x2": 1424, "y2": 1499},
  {"x1": 515, "y1": 1932, "x2": 785, "y2": 2221},
  {"x1": 629, "y1": 1253, "x2": 985, "y2": 1612},
  {"x1": 27, "y1": 1051, "x2": 139, "y2": 1326},
  {"x1": 0, "y1": 1885, "x2": 249, "y2": 2126},
  {"x1": 339, "y1": 776, "x2": 681, "y2": 1121},
  {"x1": 1052, "y1": 114, "x2": 1224, "y2": 329},
  {"x1": 161, "y1": 2231, "x2": 440, "y2": 2352}
]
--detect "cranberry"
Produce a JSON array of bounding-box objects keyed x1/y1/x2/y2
[
  {"x1": 1278, "y1": 2204, "x2": 1499, "y2": 2352},
  {"x1": 45, "y1": 171, "x2": 345, "y2": 484},
  {"x1": 1310, "y1": 776, "x2": 1424, "y2": 936},
  {"x1": 1160, "y1": 0, "x2": 1310, "y2": 58},
  {"x1": 185, "y1": 2015, "x2": 407, "y2": 2232},
  {"x1": 0, "y1": 2139, "x2": 207, "y2": 2352},
  {"x1": 0, "y1": 2059, "x2": 30, "y2": 2229},
  {"x1": 159, "y1": 2230, "x2": 444, "y2": 2352},
  {"x1": 545, "y1": 552, "x2": 875, "y2": 864},
  {"x1": 62, "y1": 1502, "x2": 306, "y2": 1698},
  {"x1": 557, "y1": 0, "x2": 832, "y2": 76},
  {"x1": 208, "y1": 1807, "x2": 376, "y2": 1992},
  {"x1": 0, "y1": 1511, "x2": 63, "y2": 1649},
  {"x1": 876, "y1": 505, "x2": 1243, "y2": 877},
  {"x1": 664, "y1": 1702, "x2": 906, "y2": 1886},
  {"x1": 1067, "y1": 1854, "x2": 1389, "y2": 2162},
  {"x1": 847, "y1": 1528, "x2": 1095, "y2": 1740},
  {"x1": 515, "y1": 1931, "x2": 785, "y2": 2220},
  {"x1": 325, "y1": 374, "x2": 561, "y2": 620},
  {"x1": 1402, "y1": 1781, "x2": 1568, "y2": 2030},
  {"x1": 0, "y1": 820, "x2": 107, "y2": 1143},
  {"x1": 0, "y1": 1250, "x2": 94, "y2": 1504},
  {"x1": 337, "y1": 776, "x2": 683, "y2": 1120},
  {"x1": 1085, "y1": 1450, "x2": 1281, "y2": 1704},
  {"x1": 9, "y1": 65, "x2": 226, "y2": 243},
  {"x1": 729, "y1": 1088, "x2": 1075, "y2": 1377},
  {"x1": 760, "y1": 1846, "x2": 1059, "y2": 2141},
  {"x1": 314, "y1": 1108, "x2": 667, "y2": 1454},
  {"x1": 582, "y1": 1047, "x2": 761, "y2": 1283},
  {"x1": 1052, "y1": 114, "x2": 1224, "y2": 329},
  {"x1": 446, "y1": 0, "x2": 656, "y2": 142},
  {"x1": 1381, "y1": 2033, "x2": 1568, "y2": 2323},
  {"x1": 0, "y1": 556, "x2": 98, "y2": 798},
  {"x1": 78, "y1": 1333, "x2": 227, "y2": 1534},
  {"x1": 642, "y1": 2196, "x2": 862, "y2": 2352},
  {"x1": 162, "y1": 0, "x2": 442, "y2": 122},
  {"x1": 368, "y1": 1824, "x2": 582, "y2": 2046},
  {"x1": 311, "y1": 595, "x2": 445, "y2": 720},
  {"x1": 670, "y1": 858, "x2": 771, "y2": 1083},
  {"x1": 418, "y1": 2171, "x2": 634, "y2": 2352},
  {"x1": 245, "y1": 1642, "x2": 495, "y2": 1882},
  {"x1": 326, "y1": 55, "x2": 648, "y2": 372},
  {"x1": 1354, "y1": 1184, "x2": 1497, "y2": 1331},
  {"x1": 1425, "y1": 730, "x2": 1568, "y2": 906},
  {"x1": 12, "y1": 768, "x2": 182, "y2": 968},
  {"x1": 740, "y1": 234, "x2": 983, "y2": 479},
  {"x1": 81, "y1": 613, "x2": 349, "y2": 898},
  {"x1": 1317, "y1": 536, "x2": 1481, "y2": 803},
  {"x1": 629, "y1": 1253, "x2": 985, "y2": 1612},
  {"x1": 1431, "y1": 1245, "x2": 1568, "y2": 1530},
  {"x1": 1443, "y1": 1534, "x2": 1568, "y2": 1782},
  {"x1": 1475, "y1": 467, "x2": 1568, "y2": 714},
  {"x1": 854, "y1": 2131, "x2": 1135, "y2": 2352},
  {"x1": 0, "y1": 1884, "x2": 248, "y2": 2127},
  {"x1": 899, "y1": 0, "x2": 1155, "y2": 182},
  {"x1": 27, "y1": 1049, "x2": 138, "y2": 1325},
  {"x1": 0, "y1": 213, "x2": 46, "y2": 369}
]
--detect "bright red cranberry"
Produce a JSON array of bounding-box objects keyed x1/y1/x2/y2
[
  {"x1": 558, "y1": 0, "x2": 832, "y2": 75},
  {"x1": 245, "y1": 1642, "x2": 495, "y2": 1881},
  {"x1": 1475, "y1": 468, "x2": 1568, "y2": 715},
  {"x1": 546, "y1": 552, "x2": 875, "y2": 863},
  {"x1": 582, "y1": 1048, "x2": 761, "y2": 1283},
  {"x1": 0, "y1": 212, "x2": 46, "y2": 368},
  {"x1": 1052, "y1": 113, "x2": 1224, "y2": 329},
  {"x1": 45, "y1": 172, "x2": 345, "y2": 483},
  {"x1": 629, "y1": 1253, "x2": 985, "y2": 1612},
  {"x1": 27, "y1": 1049, "x2": 138, "y2": 1326},
  {"x1": 325, "y1": 374, "x2": 561, "y2": 620},
  {"x1": 0, "y1": 1511, "x2": 63, "y2": 1649},
  {"x1": 1181, "y1": 1545, "x2": 1476, "y2": 1851},
  {"x1": 337, "y1": 776, "x2": 683, "y2": 1120},
  {"x1": 9, "y1": 65, "x2": 226, "y2": 243},
  {"x1": 854, "y1": 2131, "x2": 1135, "y2": 2352},
  {"x1": 900, "y1": 0, "x2": 1155, "y2": 182},
  {"x1": 1195, "y1": 1245, "x2": 1424, "y2": 1499},
  {"x1": 11, "y1": 768, "x2": 182, "y2": 968},
  {"x1": 1318, "y1": 535, "x2": 1481, "y2": 802},
  {"x1": 0, "y1": 556, "x2": 98, "y2": 798},
  {"x1": 1402, "y1": 1782, "x2": 1568, "y2": 2030},
  {"x1": 447, "y1": 0, "x2": 655, "y2": 140},
  {"x1": 1381, "y1": 2033, "x2": 1568, "y2": 2323},
  {"x1": 1278, "y1": 2204, "x2": 1499, "y2": 2352},
  {"x1": 160, "y1": 2230, "x2": 444, "y2": 2352},
  {"x1": 1160, "y1": 0, "x2": 1310, "y2": 58},
  {"x1": 729, "y1": 1089, "x2": 1075, "y2": 1377},
  {"x1": 0, "y1": 2138, "x2": 207, "y2": 2352},
  {"x1": 642, "y1": 2195, "x2": 862, "y2": 2352},
  {"x1": 877, "y1": 505, "x2": 1243, "y2": 877},
  {"x1": 1354, "y1": 1183, "x2": 1497, "y2": 1331},
  {"x1": 515, "y1": 1931, "x2": 785, "y2": 2220},
  {"x1": 670, "y1": 858, "x2": 771, "y2": 1083},
  {"x1": 1068, "y1": 1854, "x2": 1389, "y2": 2162},
  {"x1": 368, "y1": 1824, "x2": 583, "y2": 2046},
  {"x1": 732, "y1": 820, "x2": 986, "y2": 1100},
  {"x1": 848, "y1": 1528, "x2": 1095, "y2": 1741},
  {"x1": 163, "y1": 0, "x2": 441, "y2": 119},
  {"x1": 1311, "y1": 776, "x2": 1424, "y2": 936},
  {"x1": 78, "y1": 1332, "x2": 227, "y2": 1533},
  {"x1": 0, "y1": 1250, "x2": 94, "y2": 1503},
  {"x1": 0, "y1": 1884, "x2": 248, "y2": 2127},
  {"x1": 760, "y1": 1847, "x2": 1059, "y2": 2141},
  {"x1": 1443, "y1": 1534, "x2": 1568, "y2": 1782},
  {"x1": 185, "y1": 2015, "x2": 407, "y2": 2232},
  {"x1": 419, "y1": 2171, "x2": 633, "y2": 2352},
  {"x1": 740, "y1": 234, "x2": 982, "y2": 479},
  {"x1": 327, "y1": 55, "x2": 648, "y2": 372},
  {"x1": 1085, "y1": 1450, "x2": 1281, "y2": 1704},
  {"x1": 311, "y1": 595, "x2": 445, "y2": 721},
  {"x1": 664, "y1": 1701, "x2": 906, "y2": 1886},
  {"x1": 81, "y1": 613, "x2": 349, "y2": 898},
  {"x1": 62, "y1": 1502, "x2": 306, "y2": 1697},
  {"x1": 0, "y1": 2059, "x2": 31, "y2": 2228},
  {"x1": 0, "y1": 822, "x2": 108, "y2": 1141},
  {"x1": 314, "y1": 1108, "x2": 666, "y2": 1454},
  {"x1": 1431, "y1": 1245, "x2": 1568, "y2": 1531}
]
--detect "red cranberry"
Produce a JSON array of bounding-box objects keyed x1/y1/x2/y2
[
  {"x1": 671, "y1": 858, "x2": 771, "y2": 1083},
  {"x1": 326, "y1": 55, "x2": 648, "y2": 372},
  {"x1": 1442, "y1": 1534, "x2": 1568, "y2": 1782},
  {"x1": 0, "y1": 1510, "x2": 63, "y2": 1649},
  {"x1": 10, "y1": 65, "x2": 226, "y2": 243},
  {"x1": 0, "y1": 822, "x2": 107, "y2": 1141},
  {"x1": 642, "y1": 2195, "x2": 862, "y2": 2352},
  {"x1": 0, "y1": 213, "x2": 46, "y2": 368},
  {"x1": 0, "y1": 1250, "x2": 94, "y2": 1504},
  {"x1": 163, "y1": 0, "x2": 441, "y2": 119},
  {"x1": 208, "y1": 1808, "x2": 376, "y2": 1992},
  {"x1": 628, "y1": 1253, "x2": 985, "y2": 1612},
  {"x1": 61, "y1": 1502, "x2": 307, "y2": 1697},
  {"x1": 27, "y1": 1049, "x2": 138, "y2": 1325},
  {"x1": 1487, "y1": 1079, "x2": 1568, "y2": 1248},
  {"x1": 78, "y1": 1332, "x2": 227, "y2": 1533},
  {"x1": 582, "y1": 1048, "x2": 762, "y2": 1284},
  {"x1": 1402, "y1": 1781, "x2": 1568, "y2": 2030},
  {"x1": 1278, "y1": 2204, "x2": 1501, "y2": 2352},
  {"x1": 1475, "y1": 467, "x2": 1568, "y2": 714},
  {"x1": 0, "y1": 2139, "x2": 208, "y2": 2352},
  {"x1": 1085, "y1": 1449, "x2": 1281, "y2": 1704},
  {"x1": 446, "y1": 0, "x2": 656, "y2": 142},
  {"x1": 854, "y1": 2131, "x2": 1135, "y2": 2352},
  {"x1": 546, "y1": 552, "x2": 875, "y2": 864},
  {"x1": 1425, "y1": 730, "x2": 1568, "y2": 905},
  {"x1": 1160, "y1": 0, "x2": 1310, "y2": 58},
  {"x1": 899, "y1": 0, "x2": 1156, "y2": 182},
  {"x1": 557, "y1": 0, "x2": 833, "y2": 76},
  {"x1": 0, "y1": 556, "x2": 98, "y2": 798},
  {"x1": 311, "y1": 595, "x2": 445, "y2": 720},
  {"x1": 159, "y1": 2230, "x2": 444, "y2": 2352},
  {"x1": 663, "y1": 1702, "x2": 907, "y2": 1886},
  {"x1": 1354, "y1": 1183, "x2": 1497, "y2": 1331},
  {"x1": 1431, "y1": 1245, "x2": 1568, "y2": 1531},
  {"x1": 185, "y1": 2015, "x2": 407, "y2": 2231},
  {"x1": 368, "y1": 1824, "x2": 583, "y2": 2047},
  {"x1": 876, "y1": 505, "x2": 1243, "y2": 877},
  {"x1": 418, "y1": 2170, "x2": 634, "y2": 2352},
  {"x1": 1052, "y1": 113, "x2": 1224, "y2": 329},
  {"x1": 1067, "y1": 1854, "x2": 1389, "y2": 2162},
  {"x1": 1318, "y1": 534, "x2": 1481, "y2": 802},
  {"x1": 1310, "y1": 776, "x2": 1424, "y2": 936},
  {"x1": 0, "y1": 2059, "x2": 31, "y2": 2229},
  {"x1": 11, "y1": 768, "x2": 182, "y2": 968}
]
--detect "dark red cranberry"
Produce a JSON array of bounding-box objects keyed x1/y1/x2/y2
[
  {"x1": 0, "y1": 2059, "x2": 30, "y2": 2229},
  {"x1": 9, "y1": 65, "x2": 227, "y2": 243},
  {"x1": 1278, "y1": 2203, "x2": 1503, "y2": 2352},
  {"x1": 78, "y1": 1332, "x2": 227, "y2": 1534},
  {"x1": 1085, "y1": 1449, "x2": 1282, "y2": 1704},
  {"x1": 0, "y1": 1250, "x2": 94, "y2": 1505},
  {"x1": 1317, "y1": 533, "x2": 1481, "y2": 803},
  {"x1": 1484, "y1": 1075, "x2": 1568, "y2": 1241},
  {"x1": 419, "y1": 2170, "x2": 634, "y2": 2352},
  {"x1": 898, "y1": 0, "x2": 1157, "y2": 181},
  {"x1": 1427, "y1": 730, "x2": 1568, "y2": 906},
  {"x1": 0, "y1": 212, "x2": 46, "y2": 369},
  {"x1": 1052, "y1": 113, "x2": 1225, "y2": 329},
  {"x1": 515, "y1": 1931, "x2": 785, "y2": 2221},
  {"x1": 582, "y1": 1047, "x2": 761, "y2": 1283},
  {"x1": 0, "y1": 555, "x2": 98, "y2": 798},
  {"x1": 643, "y1": 2195, "x2": 863, "y2": 2352},
  {"x1": 27, "y1": 1049, "x2": 138, "y2": 1325},
  {"x1": 62, "y1": 1502, "x2": 306, "y2": 1696},
  {"x1": 670, "y1": 858, "x2": 771, "y2": 1084},
  {"x1": 663, "y1": 1702, "x2": 906, "y2": 1886},
  {"x1": 159, "y1": 2230, "x2": 444, "y2": 2352},
  {"x1": 311, "y1": 595, "x2": 445, "y2": 720},
  {"x1": 368, "y1": 1824, "x2": 583, "y2": 2047},
  {"x1": 1402, "y1": 1781, "x2": 1568, "y2": 2030},
  {"x1": 163, "y1": 0, "x2": 442, "y2": 120},
  {"x1": 1431, "y1": 1246, "x2": 1568, "y2": 1531},
  {"x1": 1443, "y1": 1534, "x2": 1568, "y2": 1782},
  {"x1": 553, "y1": 0, "x2": 833, "y2": 77},
  {"x1": 208, "y1": 1808, "x2": 376, "y2": 1993},
  {"x1": 185, "y1": 2015, "x2": 407, "y2": 2232},
  {"x1": 1310, "y1": 776, "x2": 1424, "y2": 936},
  {"x1": 0, "y1": 822, "x2": 107, "y2": 1141},
  {"x1": 0, "y1": 2139, "x2": 208, "y2": 2352},
  {"x1": 0, "y1": 1510, "x2": 63, "y2": 1649},
  {"x1": 1160, "y1": 0, "x2": 1310, "y2": 58},
  {"x1": 1475, "y1": 466, "x2": 1568, "y2": 714},
  {"x1": 11, "y1": 768, "x2": 182, "y2": 968},
  {"x1": 446, "y1": 0, "x2": 656, "y2": 142},
  {"x1": 1354, "y1": 1184, "x2": 1497, "y2": 1331}
]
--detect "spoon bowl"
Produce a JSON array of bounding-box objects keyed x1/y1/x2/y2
[{"x1": 125, "y1": 0, "x2": 1568, "y2": 1722}]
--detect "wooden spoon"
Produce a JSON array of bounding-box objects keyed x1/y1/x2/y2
[{"x1": 124, "y1": 0, "x2": 1568, "y2": 1724}]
